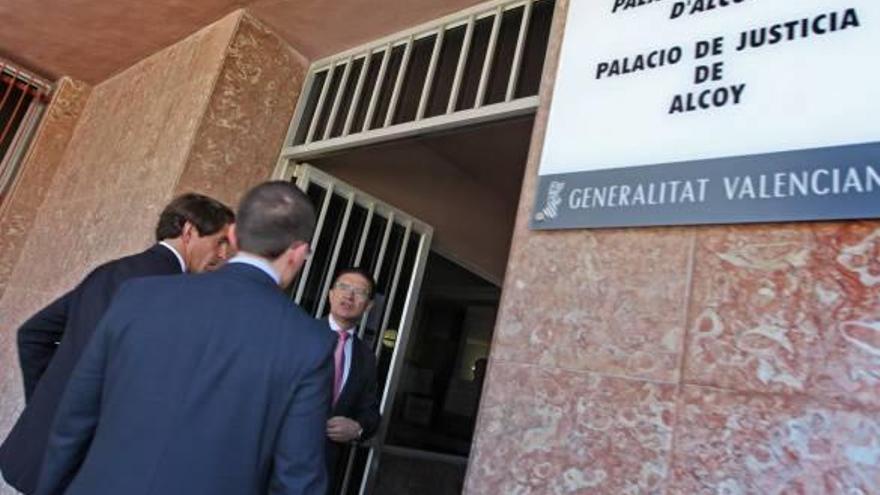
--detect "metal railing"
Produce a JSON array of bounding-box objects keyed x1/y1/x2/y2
[
  {"x1": 0, "y1": 59, "x2": 52, "y2": 205},
  {"x1": 281, "y1": 0, "x2": 554, "y2": 160}
]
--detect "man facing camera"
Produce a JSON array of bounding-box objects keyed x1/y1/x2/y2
[
  {"x1": 325, "y1": 267, "x2": 381, "y2": 493},
  {"x1": 0, "y1": 193, "x2": 234, "y2": 495},
  {"x1": 35, "y1": 181, "x2": 335, "y2": 495}
]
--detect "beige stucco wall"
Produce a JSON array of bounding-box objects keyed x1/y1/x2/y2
[{"x1": 0, "y1": 11, "x2": 307, "y2": 494}]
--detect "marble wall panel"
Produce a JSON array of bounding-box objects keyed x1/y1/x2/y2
[
  {"x1": 492, "y1": 228, "x2": 693, "y2": 383},
  {"x1": 670, "y1": 385, "x2": 880, "y2": 494},
  {"x1": 684, "y1": 221, "x2": 880, "y2": 408},
  {"x1": 175, "y1": 12, "x2": 307, "y2": 208},
  {"x1": 468, "y1": 0, "x2": 880, "y2": 490},
  {"x1": 465, "y1": 361, "x2": 676, "y2": 495}
]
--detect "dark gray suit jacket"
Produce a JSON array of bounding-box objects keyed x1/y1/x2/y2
[{"x1": 0, "y1": 244, "x2": 182, "y2": 494}]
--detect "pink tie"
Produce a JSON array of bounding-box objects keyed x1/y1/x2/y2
[{"x1": 333, "y1": 329, "x2": 350, "y2": 406}]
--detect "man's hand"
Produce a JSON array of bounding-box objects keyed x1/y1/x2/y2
[{"x1": 327, "y1": 416, "x2": 362, "y2": 443}]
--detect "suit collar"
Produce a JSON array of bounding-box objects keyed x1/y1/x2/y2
[
  {"x1": 228, "y1": 254, "x2": 281, "y2": 285},
  {"x1": 217, "y1": 262, "x2": 280, "y2": 288},
  {"x1": 147, "y1": 244, "x2": 185, "y2": 273},
  {"x1": 157, "y1": 241, "x2": 187, "y2": 272}
]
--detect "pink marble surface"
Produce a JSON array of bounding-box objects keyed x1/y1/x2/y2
[
  {"x1": 176, "y1": 12, "x2": 307, "y2": 207},
  {"x1": 685, "y1": 222, "x2": 880, "y2": 407},
  {"x1": 466, "y1": 0, "x2": 880, "y2": 491},
  {"x1": 670, "y1": 385, "x2": 880, "y2": 494},
  {"x1": 466, "y1": 361, "x2": 676, "y2": 495},
  {"x1": 492, "y1": 228, "x2": 693, "y2": 383}
]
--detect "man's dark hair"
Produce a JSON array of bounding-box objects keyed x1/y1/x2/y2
[
  {"x1": 236, "y1": 181, "x2": 316, "y2": 259},
  {"x1": 333, "y1": 267, "x2": 376, "y2": 299},
  {"x1": 155, "y1": 193, "x2": 235, "y2": 241}
]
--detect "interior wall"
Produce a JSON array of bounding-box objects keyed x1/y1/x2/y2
[
  {"x1": 465, "y1": 0, "x2": 880, "y2": 492},
  {"x1": 314, "y1": 123, "x2": 529, "y2": 285},
  {"x1": 0, "y1": 12, "x2": 307, "y2": 494}
]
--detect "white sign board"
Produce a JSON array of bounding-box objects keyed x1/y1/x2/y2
[{"x1": 533, "y1": 0, "x2": 880, "y2": 229}]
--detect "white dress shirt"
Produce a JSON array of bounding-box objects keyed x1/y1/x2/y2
[
  {"x1": 227, "y1": 253, "x2": 281, "y2": 285},
  {"x1": 158, "y1": 241, "x2": 186, "y2": 273}
]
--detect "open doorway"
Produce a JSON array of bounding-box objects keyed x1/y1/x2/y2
[{"x1": 303, "y1": 115, "x2": 533, "y2": 494}]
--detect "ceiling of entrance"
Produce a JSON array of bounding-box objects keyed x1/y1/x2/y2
[
  {"x1": 0, "y1": 0, "x2": 485, "y2": 84},
  {"x1": 313, "y1": 116, "x2": 534, "y2": 284}
]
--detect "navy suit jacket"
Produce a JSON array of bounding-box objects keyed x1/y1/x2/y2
[
  {"x1": 0, "y1": 244, "x2": 182, "y2": 494},
  {"x1": 326, "y1": 327, "x2": 380, "y2": 489},
  {"x1": 330, "y1": 332, "x2": 380, "y2": 440},
  {"x1": 35, "y1": 262, "x2": 335, "y2": 495}
]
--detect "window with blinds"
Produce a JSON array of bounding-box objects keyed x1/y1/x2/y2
[
  {"x1": 288, "y1": 0, "x2": 555, "y2": 155},
  {"x1": 0, "y1": 60, "x2": 51, "y2": 205}
]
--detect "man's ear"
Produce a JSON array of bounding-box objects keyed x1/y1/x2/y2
[
  {"x1": 181, "y1": 221, "x2": 195, "y2": 243},
  {"x1": 227, "y1": 223, "x2": 239, "y2": 251}
]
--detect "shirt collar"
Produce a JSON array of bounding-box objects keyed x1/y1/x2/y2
[
  {"x1": 329, "y1": 315, "x2": 356, "y2": 335},
  {"x1": 228, "y1": 253, "x2": 281, "y2": 285},
  {"x1": 158, "y1": 241, "x2": 187, "y2": 273}
]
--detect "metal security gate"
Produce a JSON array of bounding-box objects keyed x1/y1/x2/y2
[
  {"x1": 280, "y1": 0, "x2": 555, "y2": 161},
  {"x1": 0, "y1": 59, "x2": 52, "y2": 206},
  {"x1": 280, "y1": 163, "x2": 433, "y2": 494}
]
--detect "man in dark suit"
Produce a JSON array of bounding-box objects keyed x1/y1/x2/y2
[
  {"x1": 35, "y1": 181, "x2": 334, "y2": 495},
  {"x1": 0, "y1": 193, "x2": 234, "y2": 495},
  {"x1": 325, "y1": 267, "x2": 381, "y2": 494}
]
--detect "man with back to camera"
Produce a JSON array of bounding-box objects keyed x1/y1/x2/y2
[
  {"x1": 324, "y1": 267, "x2": 381, "y2": 494},
  {"x1": 35, "y1": 181, "x2": 335, "y2": 495},
  {"x1": 0, "y1": 192, "x2": 235, "y2": 495}
]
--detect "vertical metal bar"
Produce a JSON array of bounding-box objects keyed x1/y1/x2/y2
[
  {"x1": 294, "y1": 181, "x2": 335, "y2": 304},
  {"x1": 447, "y1": 15, "x2": 476, "y2": 114},
  {"x1": 415, "y1": 29, "x2": 445, "y2": 121},
  {"x1": 314, "y1": 192, "x2": 355, "y2": 318},
  {"x1": 338, "y1": 445, "x2": 358, "y2": 495},
  {"x1": 475, "y1": 5, "x2": 504, "y2": 108},
  {"x1": 305, "y1": 65, "x2": 335, "y2": 144},
  {"x1": 323, "y1": 57, "x2": 354, "y2": 140},
  {"x1": 358, "y1": 229, "x2": 432, "y2": 495},
  {"x1": 377, "y1": 221, "x2": 413, "y2": 356},
  {"x1": 354, "y1": 204, "x2": 376, "y2": 340},
  {"x1": 360, "y1": 211, "x2": 395, "y2": 338},
  {"x1": 0, "y1": 95, "x2": 40, "y2": 193},
  {"x1": 0, "y1": 81, "x2": 30, "y2": 147},
  {"x1": 362, "y1": 44, "x2": 392, "y2": 132},
  {"x1": 0, "y1": 68, "x2": 19, "y2": 115},
  {"x1": 292, "y1": 162, "x2": 311, "y2": 188},
  {"x1": 383, "y1": 36, "x2": 414, "y2": 128},
  {"x1": 285, "y1": 70, "x2": 317, "y2": 147},
  {"x1": 342, "y1": 54, "x2": 371, "y2": 137},
  {"x1": 353, "y1": 203, "x2": 376, "y2": 267},
  {"x1": 370, "y1": 211, "x2": 395, "y2": 288},
  {"x1": 506, "y1": 1, "x2": 533, "y2": 102}
]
